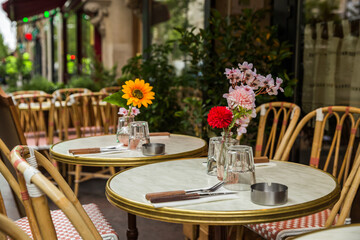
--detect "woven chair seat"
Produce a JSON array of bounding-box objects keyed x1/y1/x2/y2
[
  {"x1": 15, "y1": 203, "x2": 118, "y2": 240},
  {"x1": 246, "y1": 209, "x2": 338, "y2": 240}
]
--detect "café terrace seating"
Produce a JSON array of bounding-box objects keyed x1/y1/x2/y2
[
  {"x1": 193, "y1": 101, "x2": 301, "y2": 240},
  {"x1": 247, "y1": 106, "x2": 360, "y2": 240},
  {"x1": 12, "y1": 93, "x2": 56, "y2": 150},
  {"x1": 64, "y1": 92, "x2": 117, "y2": 196},
  {"x1": 51, "y1": 88, "x2": 91, "y2": 141},
  {"x1": 0, "y1": 140, "x2": 118, "y2": 239},
  {"x1": 2, "y1": 83, "x2": 360, "y2": 240}
]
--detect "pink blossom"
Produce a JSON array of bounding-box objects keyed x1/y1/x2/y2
[
  {"x1": 130, "y1": 107, "x2": 140, "y2": 116},
  {"x1": 118, "y1": 108, "x2": 128, "y2": 116},
  {"x1": 225, "y1": 86, "x2": 255, "y2": 110},
  {"x1": 238, "y1": 61, "x2": 253, "y2": 70},
  {"x1": 224, "y1": 68, "x2": 243, "y2": 84},
  {"x1": 262, "y1": 74, "x2": 274, "y2": 88},
  {"x1": 217, "y1": 61, "x2": 284, "y2": 136}
]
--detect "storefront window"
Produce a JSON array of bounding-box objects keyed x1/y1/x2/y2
[{"x1": 302, "y1": 0, "x2": 360, "y2": 112}]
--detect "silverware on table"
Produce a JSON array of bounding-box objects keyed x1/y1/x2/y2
[
  {"x1": 68, "y1": 145, "x2": 126, "y2": 155},
  {"x1": 145, "y1": 181, "x2": 224, "y2": 200},
  {"x1": 150, "y1": 191, "x2": 237, "y2": 203}
]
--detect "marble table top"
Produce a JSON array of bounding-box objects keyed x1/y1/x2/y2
[
  {"x1": 106, "y1": 158, "x2": 340, "y2": 225},
  {"x1": 50, "y1": 134, "x2": 207, "y2": 167},
  {"x1": 293, "y1": 224, "x2": 360, "y2": 239}
]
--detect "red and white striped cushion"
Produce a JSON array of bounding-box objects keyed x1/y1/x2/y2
[
  {"x1": 247, "y1": 209, "x2": 338, "y2": 240},
  {"x1": 15, "y1": 203, "x2": 118, "y2": 240}
]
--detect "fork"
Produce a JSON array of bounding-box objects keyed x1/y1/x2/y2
[{"x1": 145, "y1": 181, "x2": 224, "y2": 200}]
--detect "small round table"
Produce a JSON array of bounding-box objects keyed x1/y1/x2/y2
[
  {"x1": 50, "y1": 134, "x2": 207, "y2": 167},
  {"x1": 50, "y1": 134, "x2": 207, "y2": 239},
  {"x1": 106, "y1": 158, "x2": 340, "y2": 239},
  {"x1": 293, "y1": 224, "x2": 360, "y2": 239}
]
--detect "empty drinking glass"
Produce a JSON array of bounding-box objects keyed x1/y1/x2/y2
[
  {"x1": 206, "y1": 136, "x2": 237, "y2": 177},
  {"x1": 223, "y1": 145, "x2": 256, "y2": 191},
  {"x1": 128, "y1": 121, "x2": 150, "y2": 150},
  {"x1": 116, "y1": 116, "x2": 134, "y2": 146}
]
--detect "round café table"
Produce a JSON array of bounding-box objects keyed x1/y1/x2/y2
[
  {"x1": 106, "y1": 158, "x2": 340, "y2": 240},
  {"x1": 50, "y1": 134, "x2": 207, "y2": 167},
  {"x1": 293, "y1": 223, "x2": 360, "y2": 239},
  {"x1": 50, "y1": 134, "x2": 207, "y2": 239}
]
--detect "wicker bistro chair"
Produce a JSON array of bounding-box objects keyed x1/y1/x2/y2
[
  {"x1": 249, "y1": 101, "x2": 301, "y2": 159},
  {"x1": 0, "y1": 213, "x2": 31, "y2": 240},
  {"x1": 65, "y1": 92, "x2": 116, "y2": 196},
  {"x1": 5, "y1": 143, "x2": 118, "y2": 240},
  {"x1": 52, "y1": 88, "x2": 91, "y2": 141},
  {"x1": 12, "y1": 94, "x2": 57, "y2": 151},
  {"x1": 10, "y1": 90, "x2": 47, "y2": 97},
  {"x1": 246, "y1": 106, "x2": 360, "y2": 240},
  {"x1": 99, "y1": 87, "x2": 121, "y2": 133},
  {"x1": 100, "y1": 86, "x2": 121, "y2": 94}
]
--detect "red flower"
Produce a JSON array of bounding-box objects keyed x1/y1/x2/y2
[{"x1": 207, "y1": 106, "x2": 233, "y2": 129}]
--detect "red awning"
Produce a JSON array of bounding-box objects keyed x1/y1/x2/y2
[{"x1": 2, "y1": 0, "x2": 67, "y2": 21}]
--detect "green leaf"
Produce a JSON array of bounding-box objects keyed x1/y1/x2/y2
[
  {"x1": 103, "y1": 92, "x2": 128, "y2": 107},
  {"x1": 284, "y1": 86, "x2": 294, "y2": 97}
]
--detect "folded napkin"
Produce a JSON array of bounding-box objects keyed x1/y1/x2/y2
[{"x1": 148, "y1": 188, "x2": 239, "y2": 208}]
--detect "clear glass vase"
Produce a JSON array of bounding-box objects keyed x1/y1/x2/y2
[
  {"x1": 116, "y1": 116, "x2": 134, "y2": 146},
  {"x1": 206, "y1": 132, "x2": 237, "y2": 180}
]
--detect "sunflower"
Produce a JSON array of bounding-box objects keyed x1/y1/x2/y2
[{"x1": 122, "y1": 78, "x2": 155, "y2": 108}]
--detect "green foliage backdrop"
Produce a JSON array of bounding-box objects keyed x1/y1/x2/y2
[{"x1": 122, "y1": 9, "x2": 295, "y2": 138}]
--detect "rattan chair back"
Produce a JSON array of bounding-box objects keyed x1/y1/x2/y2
[
  {"x1": 10, "y1": 90, "x2": 46, "y2": 97},
  {"x1": 100, "y1": 86, "x2": 121, "y2": 94},
  {"x1": 250, "y1": 102, "x2": 301, "y2": 159},
  {"x1": 12, "y1": 94, "x2": 55, "y2": 147},
  {"x1": 279, "y1": 106, "x2": 360, "y2": 185},
  {"x1": 10, "y1": 145, "x2": 102, "y2": 240},
  {"x1": 52, "y1": 88, "x2": 91, "y2": 101},
  {"x1": 67, "y1": 92, "x2": 112, "y2": 137},
  {"x1": 52, "y1": 88, "x2": 91, "y2": 140}
]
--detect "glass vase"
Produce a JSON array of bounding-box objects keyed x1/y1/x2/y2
[
  {"x1": 116, "y1": 116, "x2": 134, "y2": 146},
  {"x1": 206, "y1": 132, "x2": 237, "y2": 180}
]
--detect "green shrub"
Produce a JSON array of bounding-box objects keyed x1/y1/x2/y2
[
  {"x1": 22, "y1": 75, "x2": 57, "y2": 93},
  {"x1": 67, "y1": 75, "x2": 99, "y2": 91}
]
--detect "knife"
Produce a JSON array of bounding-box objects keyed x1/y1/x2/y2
[
  {"x1": 145, "y1": 181, "x2": 224, "y2": 200},
  {"x1": 150, "y1": 192, "x2": 238, "y2": 203},
  {"x1": 69, "y1": 145, "x2": 125, "y2": 155}
]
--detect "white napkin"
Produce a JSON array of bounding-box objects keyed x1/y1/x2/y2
[{"x1": 148, "y1": 188, "x2": 240, "y2": 208}]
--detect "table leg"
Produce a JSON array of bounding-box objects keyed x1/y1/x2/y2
[
  {"x1": 209, "y1": 226, "x2": 227, "y2": 240},
  {"x1": 127, "y1": 213, "x2": 138, "y2": 240}
]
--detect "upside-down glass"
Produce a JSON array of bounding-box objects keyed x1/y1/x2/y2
[
  {"x1": 206, "y1": 136, "x2": 237, "y2": 178},
  {"x1": 128, "y1": 121, "x2": 150, "y2": 150},
  {"x1": 223, "y1": 145, "x2": 256, "y2": 191}
]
